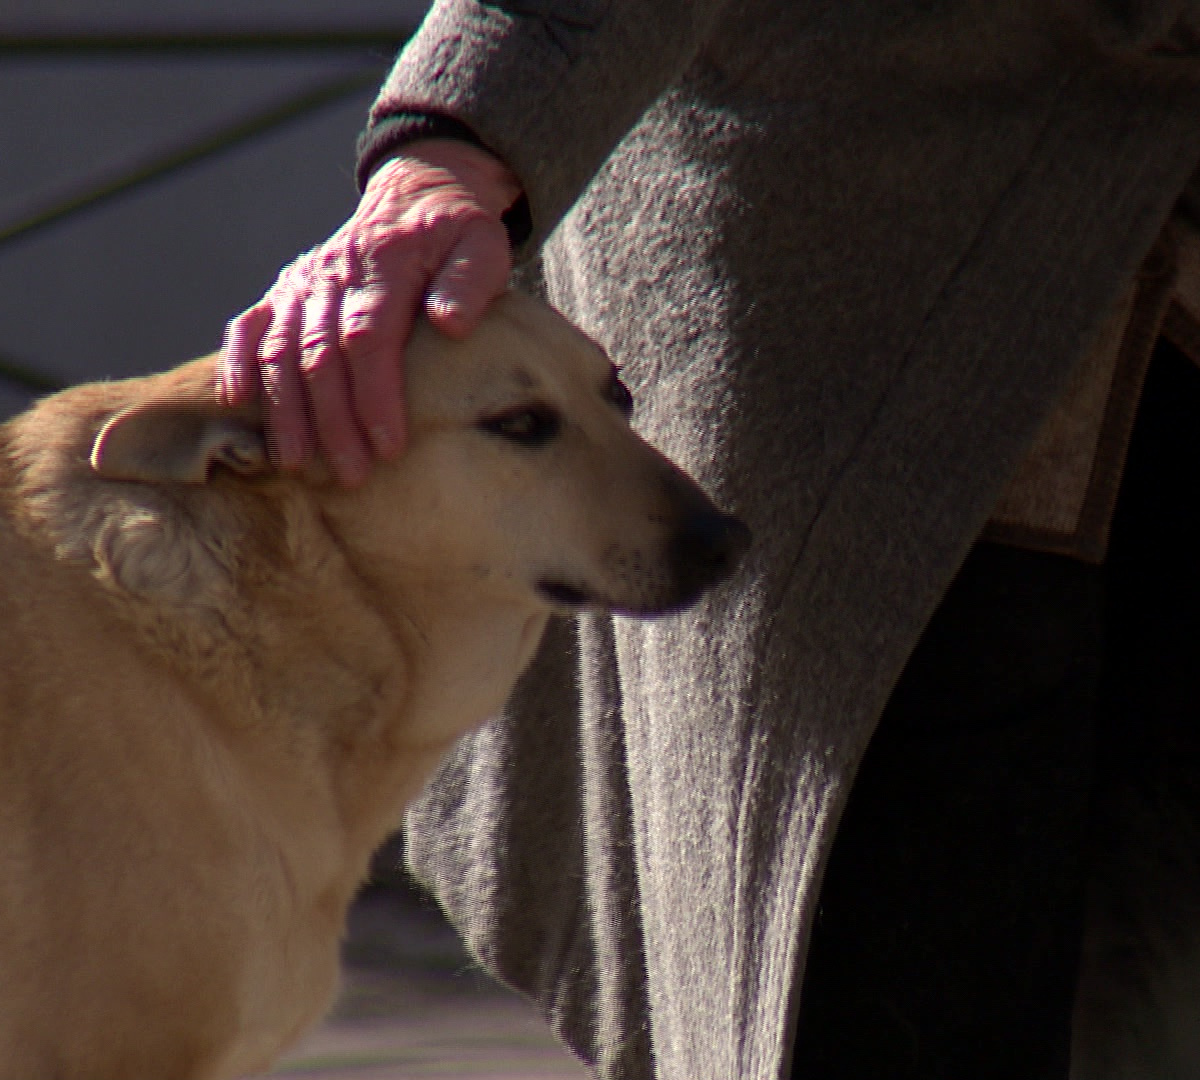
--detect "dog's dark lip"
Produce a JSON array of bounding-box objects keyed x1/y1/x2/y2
[
  {"x1": 611, "y1": 593, "x2": 705, "y2": 618},
  {"x1": 536, "y1": 582, "x2": 711, "y2": 618},
  {"x1": 537, "y1": 581, "x2": 594, "y2": 609}
]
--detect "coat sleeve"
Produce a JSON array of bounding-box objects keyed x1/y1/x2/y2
[{"x1": 359, "y1": 0, "x2": 735, "y2": 251}]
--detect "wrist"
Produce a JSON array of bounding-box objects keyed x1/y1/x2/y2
[{"x1": 373, "y1": 138, "x2": 523, "y2": 219}]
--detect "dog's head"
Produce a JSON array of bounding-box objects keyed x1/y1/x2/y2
[{"x1": 88, "y1": 292, "x2": 749, "y2": 619}]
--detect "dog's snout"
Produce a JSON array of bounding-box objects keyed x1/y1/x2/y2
[{"x1": 671, "y1": 509, "x2": 752, "y2": 595}]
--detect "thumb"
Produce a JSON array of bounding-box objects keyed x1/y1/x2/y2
[{"x1": 425, "y1": 216, "x2": 513, "y2": 337}]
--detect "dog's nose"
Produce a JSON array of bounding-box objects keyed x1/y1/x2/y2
[{"x1": 671, "y1": 509, "x2": 752, "y2": 594}]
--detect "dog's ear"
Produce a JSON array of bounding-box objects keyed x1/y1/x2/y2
[{"x1": 91, "y1": 404, "x2": 269, "y2": 483}]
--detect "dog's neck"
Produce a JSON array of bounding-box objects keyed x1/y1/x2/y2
[{"x1": 264, "y1": 542, "x2": 550, "y2": 856}]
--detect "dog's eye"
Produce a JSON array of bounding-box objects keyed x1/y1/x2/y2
[
  {"x1": 606, "y1": 373, "x2": 634, "y2": 417},
  {"x1": 479, "y1": 405, "x2": 562, "y2": 447}
]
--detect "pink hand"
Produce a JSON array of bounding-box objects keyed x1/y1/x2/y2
[{"x1": 218, "y1": 139, "x2": 522, "y2": 487}]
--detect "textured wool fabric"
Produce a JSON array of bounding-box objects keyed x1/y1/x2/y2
[
  {"x1": 983, "y1": 234, "x2": 1175, "y2": 562},
  {"x1": 363, "y1": 4, "x2": 1200, "y2": 1078},
  {"x1": 985, "y1": 213, "x2": 1200, "y2": 562},
  {"x1": 987, "y1": 288, "x2": 1138, "y2": 551}
]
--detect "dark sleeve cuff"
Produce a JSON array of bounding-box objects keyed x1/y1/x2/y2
[{"x1": 355, "y1": 111, "x2": 532, "y2": 249}]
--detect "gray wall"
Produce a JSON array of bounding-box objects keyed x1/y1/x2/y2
[{"x1": 0, "y1": 2, "x2": 430, "y2": 417}]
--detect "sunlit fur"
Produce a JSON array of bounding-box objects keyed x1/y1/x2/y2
[{"x1": 0, "y1": 292, "x2": 741, "y2": 1080}]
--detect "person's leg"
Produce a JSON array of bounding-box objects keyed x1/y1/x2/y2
[
  {"x1": 791, "y1": 542, "x2": 1104, "y2": 1080},
  {"x1": 1096, "y1": 338, "x2": 1200, "y2": 799},
  {"x1": 1073, "y1": 339, "x2": 1200, "y2": 1077}
]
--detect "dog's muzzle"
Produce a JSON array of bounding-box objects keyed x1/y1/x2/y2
[
  {"x1": 669, "y1": 508, "x2": 752, "y2": 605},
  {"x1": 536, "y1": 502, "x2": 752, "y2": 617}
]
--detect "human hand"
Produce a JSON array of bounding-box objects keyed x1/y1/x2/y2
[{"x1": 218, "y1": 139, "x2": 522, "y2": 486}]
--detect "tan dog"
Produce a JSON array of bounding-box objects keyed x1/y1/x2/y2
[{"x1": 0, "y1": 292, "x2": 748, "y2": 1080}]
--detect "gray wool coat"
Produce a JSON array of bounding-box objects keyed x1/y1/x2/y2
[{"x1": 366, "y1": 3, "x2": 1200, "y2": 1077}]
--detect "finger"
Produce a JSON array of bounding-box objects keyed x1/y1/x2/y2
[
  {"x1": 340, "y1": 278, "x2": 422, "y2": 460},
  {"x1": 426, "y1": 217, "x2": 512, "y2": 337},
  {"x1": 218, "y1": 303, "x2": 272, "y2": 406},
  {"x1": 257, "y1": 293, "x2": 311, "y2": 469},
  {"x1": 300, "y1": 288, "x2": 371, "y2": 487}
]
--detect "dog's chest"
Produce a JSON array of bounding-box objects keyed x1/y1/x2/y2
[{"x1": 211, "y1": 913, "x2": 344, "y2": 1078}]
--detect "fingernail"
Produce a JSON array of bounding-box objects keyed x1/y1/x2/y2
[
  {"x1": 218, "y1": 365, "x2": 238, "y2": 404},
  {"x1": 427, "y1": 293, "x2": 460, "y2": 321}
]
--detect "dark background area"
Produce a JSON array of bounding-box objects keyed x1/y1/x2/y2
[{"x1": 0, "y1": 1, "x2": 425, "y2": 411}]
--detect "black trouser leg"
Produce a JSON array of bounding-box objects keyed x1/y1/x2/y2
[
  {"x1": 791, "y1": 542, "x2": 1105, "y2": 1080},
  {"x1": 1073, "y1": 341, "x2": 1200, "y2": 1074},
  {"x1": 791, "y1": 337, "x2": 1200, "y2": 1080},
  {"x1": 1099, "y1": 338, "x2": 1200, "y2": 805}
]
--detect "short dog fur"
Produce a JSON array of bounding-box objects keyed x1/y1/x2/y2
[{"x1": 0, "y1": 292, "x2": 748, "y2": 1079}]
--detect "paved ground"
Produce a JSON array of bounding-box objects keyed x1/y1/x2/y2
[{"x1": 269, "y1": 885, "x2": 590, "y2": 1080}]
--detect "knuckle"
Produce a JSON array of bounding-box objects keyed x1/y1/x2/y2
[
  {"x1": 273, "y1": 242, "x2": 349, "y2": 294},
  {"x1": 408, "y1": 203, "x2": 466, "y2": 243},
  {"x1": 273, "y1": 260, "x2": 304, "y2": 292},
  {"x1": 355, "y1": 238, "x2": 427, "y2": 286},
  {"x1": 298, "y1": 339, "x2": 340, "y2": 379},
  {"x1": 258, "y1": 326, "x2": 294, "y2": 365},
  {"x1": 258, "y1": 339, "x2": 290, "y2": 368},
  {"x1": 226, "y1": 303, "x2": 264, "y2": 340},
  {"x1": 341, "y1": 317, "x2": 380, "y2": 352},
  {"x1": 357, "y1": 223, "x2": 421, "y2": 270},
  {"x1": 341, "y1": 294, "x2": 387, "y2": 346},
  {"x1": 372, "y1": 200, "x2": 479, "y2": 258},
  {"x1": 312, "y1": 244, "x2": 351, "y2": 282}
]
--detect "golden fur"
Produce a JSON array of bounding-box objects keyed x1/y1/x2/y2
[{"x1": 0, "y1": 292, "x2": 746, "y2": 1079}]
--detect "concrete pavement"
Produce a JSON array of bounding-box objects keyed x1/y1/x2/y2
[{"x1": 270, "y1": 885, "x2": 591, "y2": 1080}]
